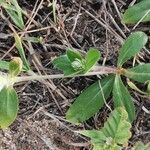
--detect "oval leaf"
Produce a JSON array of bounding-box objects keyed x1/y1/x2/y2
[
  {"x1": 85, "y1": 48, "x2": 101, "y2": 72},
  {"x1": 66, "y1": 49, "x2": 82, "y2": 62},
  {"x1": 66, "y1": 75, "x2": 115, "y2": 124},
  {"x1": 53, "y1": 55, "x2": 80, "y2": 75},
  {"x1": 122, "y1": 0, "x2": 150, "y2": 24},
  {"x1": 80, "y1": 107, "x2": 131, "y2": 149},
  {"x1": 117, "y1": 32, "x2": 148, "y2": 67},
  {"x1": 124, "y1": 64, "x2": 150, "y2": 83},
  {"x1": 0, "y1": 87, "x2": 19, "y2": 128},
  {"x1": 101, "y1": 108, "x2": 131, "y2": 145},
  {"x1": 113, "y1": 75, "x2": 135, "y2": 122}
]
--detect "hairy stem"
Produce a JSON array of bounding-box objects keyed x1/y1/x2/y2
[{"x1": 15, "y1": 66, "x2": 117, "y2": 83}]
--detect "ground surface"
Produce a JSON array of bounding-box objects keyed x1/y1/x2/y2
[{"x1": 0, "y1": 0, "x2": 150, "y2": 149}]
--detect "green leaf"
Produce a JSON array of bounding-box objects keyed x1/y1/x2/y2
[
  {"x1": 80, "y1": 107, "x2": 131, "y2": 150},
  {"x1": 14, "y1": 34, "x2": 30, "y2": 71},
  {"x1": 0, "y1": 60, "x2": 9, "y2": 70},
  {"x1": 6, "y1": 10, "x2": 24, "y2": 30},
  {"x1": 53, "y1": 51, "x2": 85, "y2": 75},
  {"x1": 124, "y1": 64, "x2": 150, "y2": 83},
  {"x1": 85, "y1": 48, "x2": 101, "y2": 72},
  {"x1": 66, "y1": 49, "x2": 82, "y2": 62},
  {"x1": 132, "y1": 142, "x2": 150, "y2": 150},
  {"x1": 9, "y1": 0, "x2": 25, "y2": 29},
  {"x1": 0, "y1": 60, "x2": 27, "y2": 72},
  {"x1": 1, "y1": 0, "x2": 25, "y2": 29},
  {"x1": 9, "y1": 57, "x2": 23, "y2": 77},
  {"x1": 0, "y1": 0, "x2": 4, "y2": 3},
  {"x1": 66, "y1": 49, "x2": 86, "y2": 73},
  {"x1": 66, "y1": 75, "x2": 115, "y2": 123},
  {"x1": 100, "y1": 108, "x2": 131, "y2": 146},
  {"x1": 53, "y1": 55, "x2": 79, "y2": 75},
  {"x1": 53, "y1": 49, "x2": 100, "y2": 75},
  {"x1": 0, "y1": 87, "x2": 19, "y2": 128},
  {"x1": 122, "y1": 0, "x2": 150, "y2": 24},
  {"x1": 113, "y1": 75, "x2": 135, "y2": 122},
  {"x1": 117, "y1": 32, "x2": 148, "y2": 67}
]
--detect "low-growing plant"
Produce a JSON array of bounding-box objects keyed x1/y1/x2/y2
[
  {"x1": 0, "y1": 31, "x2": 150, "y2": 128},
  {"x1": 53, "y1": 31, "x2": 149, "y2": 124},
  {"x1": 0, "y1": 31, "x2": 150, "y2": 150},
  {"x1": 0, "y1": 1, "x2": 149, "y2": 149}
]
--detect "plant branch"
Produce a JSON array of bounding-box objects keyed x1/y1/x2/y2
[{"x1": 15, "y1": 66, "x2": 117, "y2": 83}]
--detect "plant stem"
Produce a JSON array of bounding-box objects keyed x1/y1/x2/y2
[{"x1": 15, "y1": 66, "x2": 117, "y2": 83}]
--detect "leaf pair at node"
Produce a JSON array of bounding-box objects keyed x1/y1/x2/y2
[
  {"x1": 53, "y1": 31, "x2": 149, "y2": 124},
  {"x1": 53, "y1": 48, "x2": 101, "y2": 75}
]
